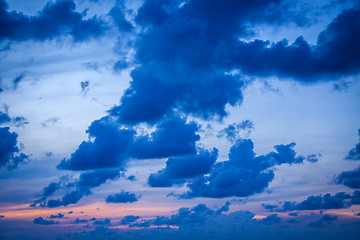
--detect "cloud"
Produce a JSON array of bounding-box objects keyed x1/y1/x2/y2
[
  {"x1": 33, "y1": 217, "x2": 58, "y2": 225},
  {"x1": 0, "y1": 111, "x2": 28, "y2": 127},
  {"x1": 217, "y1": 120, "x2": 254, "y2": 142},
  {"x1": 93, "y1": 218, "x2": 111, "y2": 226},
  {"x1": 71, "y1": 218, "x2": 89, "y2": 224},
  {"x1": 105, "y1": 191, "x2": 138, "y2": 203},
  {"x1": 12, "y1": 72, "x2": 25, "y2": 90},
  {"x1": 129, "y1": 115, "x2": 200, "y2": 159},
  {"x1": 134, "y1": 202, "x2": 230, "y2": 227},
  {"x1": 11, "y1": 116, "x2": 29, "y2": 128},
  {"x1": 41, "y1": 117, "x2": 60, "y2": 127},
  {"x1": 0, "y1": 127, "x2": 29, "y2": 170},
  {"x1": 81, "y1": 81, "x2": 90, "y2": 95},
  {"x1": 0, "y1": 111, "x2": 11, "y2": 125},
  {"x1": 351, "y1": 190, "x2": 360, "y2": 204},
  {"x1": 277, "y1": 192, "x2": 352, "y2": 211},
  {"x1": 345, "y1": 130, "x2": 360, "y2": 160},
  {"x1": 183, "y1": 139, "x2": 311, "y2": 198},
  {"x1": 58, "y1": 114, "x2": 200, "y2": 171},
  {"x1": 262, "y1": 204, "x2": 278, "y2": 212},
  {"x1": 120, "y1": 215, "x2": 140, "y2": 225},
  {"x1": 337, "y1": 166, "x2": 360, "y2": 189},
  {"x1": 0, "y1": 0, "x2": 108, "y2": 43},
  {"x1": 148, "y1": 148, "x2": 218, "y2": 187},
  {"x1": 109, "y1": 1, "x2": 360, "y2": 125},
  {"x1": 253, "y1": 214, "x2": 282, "y2": 225},
  {"x1": 308, "y1": 214, "x2": 338, "y2": 228},
  {"x1": 109, "y1": 1, "x2": 133, "y2": 32},
  {"x1": 57, "y1": 118, "x2": 135, "y2": 171},
  {"x1": 49, "y1": 213, "x2": 64, "y2": 219},
  {"x1": 32, "y1": 169, "x2": 122, "y2": 208},
  {"x1": 230, "y1": 7, "x2": 360, "y2": 80}
]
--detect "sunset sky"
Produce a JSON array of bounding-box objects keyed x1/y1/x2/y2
[{"x1": 0, "y1": 0, "x2": 360, "y2": 239}]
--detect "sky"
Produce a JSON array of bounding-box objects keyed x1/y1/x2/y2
[{"x1": 0, "y1": 0, "x2": 360, "y2": 239}]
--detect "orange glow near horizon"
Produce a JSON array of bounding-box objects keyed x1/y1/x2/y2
[{"x1": 0, "y1": 202, "x2": 177, "y2": 220}]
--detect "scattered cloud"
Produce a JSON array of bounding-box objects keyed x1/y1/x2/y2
[
  {"x1": 0, "y1": 0, "x2": 108, "y2": 43},
  {"x1": 33, "y1": 217, "x2": 58, "y2": 225},
  {"x1": 105, "y1": 191, "x2": 138, "y2": 203}
]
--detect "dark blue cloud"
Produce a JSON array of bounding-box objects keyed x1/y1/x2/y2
[
  {"x1": 230, "y1": 7, "x2": 360, "y2": 80},
  {"x1": 287, "y1": 219, "x2": 300, "y2": 223},
  {"x1": 308, "y1": 214, "x2": 337, "y2": 228},
  {"x1": 0, "y1": 110, "x2": 29, "y2": 127},
  {"x1": 129, "y1": 115, "x2": 200, "y2": 159},
  {"x1": 58, "y1": 114, "x2": 200, "y2": 171},
  {"x1": 47, "y1": 190, "x2": 85, "y2": 208},
  {"x1": 351, "y1": 190, "x2": 360, "y2": 204},
  {"x1": 71, "y1": 218, "x2": 88, "y2": 224},
  {"x1": 48, "y1": 213, "x2": 64, "y2": 219},
  {"x1": 43, "y1": 182, "x2": 61, "y2": 197},
  {"x1": 130, "y1": 202, "x2": 230, "y2": 228},
  {"x1": 109, "y1": 1, "x2": 133, "y2": 32},
  {"x1": 0, "y1": 111, "x2": 11, "y2": 124},
  {"x1": 148, "y1": 148, "x2": 218, "y2": 187},
  {"x1": 109, "y1": 0, "x2": 360, "y2": 125},
  {"x1": 33, "y1": 217, "x2": 58, "y2": 225},
  {"x1": 0, "y1": 0, "x2": 108, "y2": 43},
  {"x1": 262, "y1": 204, "x2": 278, "y2": 211},
  {"x1": 76, "y1": 169, "x2": 121, "y2": 189},
  {"x1": 33, "y1": 169, "x2": 121, "y2": 208},
  {"x1": 93, "y1": 218, "x2": 111, "y2": 226},
  {"x1": 345, "y1": 130, "x2": 360, "y2": 160},
  {"x1": 0, "y1": 127, "x2": 29, "y2": 170},
  {"x1": 57, "y1": 118, "x2": 135, "y2": 171},
  {"x1": 183, "y1": 139, "x2": 310, "y2": 198},
  {"x1": 337, "y1": 166, "x2": 360, "y2": 189},
  {"x1": 120, "y1": 215, "x2": 140, "y2": 225},
  {"x1": 253, "y1": 214, "x2": 282, "y2": 225},
  {"x1": 278, "y1": 192, "x2": 352, "y2": 211},
  {"x1": 105, "y1": 191, "x2": 138, "y2": 203},
  {"x1": 217, "y1": 120, "x2": 254, "y2": 142}
]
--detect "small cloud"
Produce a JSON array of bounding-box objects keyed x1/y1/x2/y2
[
  {"x1": 45, "y1": 152, "x2": 53, "y2": 157},
  {"x1": 48, "y1": 213, "x2": 64, "y2": 219},
  {"x1": 81, "y1": 81, "x2": 90, "y2": 96},
  {"x1": 120, "y1": 215, "x2": 140, "y2": 225},
  {"x1": 71, "y1": 218, "x2": 89, "y2": 224},
  {"x1": 12, "y1": 116, "x2": 29, "y2": 128},
  {"x1": 12, "y1": 72, "x2": 25, "y2": 90},
  {"x1": 33, "y1": 217, "x2": 58, "y2": 225},
  {"x1": 41, "y1": 117, "x2": 60, "y2": 127},
  {"x1": 106, "y1": 191, "x2": 139, "y2": 203}
]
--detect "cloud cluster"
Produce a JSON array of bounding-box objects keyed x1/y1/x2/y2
[
  {"x1": 130, "y1": 202, "x2": 230, "y2": 228},
  {"x1": 58, "y1": 115, "x2": 200, "y2": 171},
  {"x1": 337, "y1": 166, "x2": 360, "y2": 189},
  {"x1": 181, "y1": 139, "x2": 316, "y2": 198},
  {"x1": 148, "y1": 148, "x2": 218, "y2": 187},
  {"x1": 32, "y1": 169, "x2": 124, "y2": 208},
  {"x1": 276, "y1": 191, "x2": 360, "y2": 211},
  {"x1": 109, "y1": 0, "x2": 360, "y2": 127},
  {"x1": 33, "y1": 217, "x2": 58, "y2": 225},
  {"x1": 0, "y1": 0, "x2": 107, "y2": 43},
  {"x1": 308, "y1": 214, "x2": 338, "y2": 228},
  {"x1": 217, "y1": 120, "x2": 254, "y2": 142},
  {"x1": 105, "y1": 191, "x2": 139, "y2": 203},
  {"x1": 0, "y1": 126, "x2": 29, "y2": 170}
]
